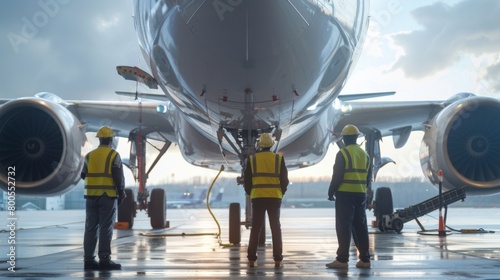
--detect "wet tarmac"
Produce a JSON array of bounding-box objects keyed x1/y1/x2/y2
[{"x1": 1, "y1": 207, "x2": 499, "y2": 279}]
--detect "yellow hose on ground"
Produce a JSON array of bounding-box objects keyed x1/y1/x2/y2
[
  {"x1": 140, "y1": 165, "x2": 234, "y2": 246},
  {"x1": 206, "y1": 165, "x2": 234, "y2": 247}
]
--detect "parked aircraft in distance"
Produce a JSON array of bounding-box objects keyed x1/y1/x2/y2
[
  {"x1": 1, "y1": 1, "x2": 499, "y2": 243},
  {"x1": 166, "y1": 188, "x2": 224, "y2": 209}
]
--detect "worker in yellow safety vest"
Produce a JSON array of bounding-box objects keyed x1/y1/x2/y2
[
  {"x1": 244, "y1": 133, "x2": 289, "y2": 268},
  {"x1": 81, "y1": 126, "x2": 126, "y2": 271},
  {"x1": 326, "y1": 124, "x2": 372, "y2": 269}
]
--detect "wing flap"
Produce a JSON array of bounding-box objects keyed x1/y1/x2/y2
[{"x1": 335, "y1": 100, "x2": 444, "y2": 143}]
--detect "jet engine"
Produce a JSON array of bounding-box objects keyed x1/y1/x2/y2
[
  {"x1": 0, "y1": 96, "x2": 85, "y2": 196},
  {"x1": 420, "y1": 96, "x2": 500, "y2": 195}
]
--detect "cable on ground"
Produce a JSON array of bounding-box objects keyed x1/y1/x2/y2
[{"x1": 140, "y1": 165, "x2": 235, "y2": 246}]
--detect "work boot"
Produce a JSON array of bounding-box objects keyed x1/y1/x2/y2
[
  {"x1": 84, "y1": 260, "x2": 99, "y2": 270},
  {"x1": 248, "y1": 261, "x2": 256, "y2": 267},
  {"x1": 356, "y1": 260, "x2": 371, "y2": 268},
  {"x1": 274, "y1": 260, "x2": 283, "y2": 268},
  {"x1": 326, "y1": 260, "x2": 348, "y2": 269},
  {"x1": 99, "y1": 260, "x2": 121, "y2": 270}
]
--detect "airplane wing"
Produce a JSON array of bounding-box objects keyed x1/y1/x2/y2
[
  {"x1": 67, "y1": 99, "x2": 176, "y2": 141},
  {"x1": 0, "y1": 94, "x2": 176, "y2": 141},
  {"x1": 335, "y1": 99, "x2": 442, "y2": 147},
  {"x1": 334, "y1": 93, "x2": 472, "y2": 148},
  {"x1": 332, "y1": 92, "x2": 500, "y2": 196},
  {"x1": 0, "y1": 92, "x2": 178, "y2": 196}
]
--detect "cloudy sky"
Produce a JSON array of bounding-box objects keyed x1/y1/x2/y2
[
  {"x1": 343, "y1": 0, "x2": 500, "y2": 100},
  {"x1": 1, "y1": 0, "x2": 500, "y2": 184},
  {"x1": 0, "y1": 0, "x2": 140, "y2": 100}
]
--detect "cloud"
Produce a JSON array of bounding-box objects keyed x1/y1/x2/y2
[
  {"x1": 484, "y1": 60, "x2": 500, "y2": 92},
  {"x1": 390, "y1": 0, "x2": 500, "y2": 80},
  {"x1": 0, "y1": 1, "x2": 140, "y2": 100},
  {"x1": 96, "y1": 14, "x2": 121, "y2": 32}
]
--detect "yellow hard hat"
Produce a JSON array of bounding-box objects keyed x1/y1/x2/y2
[
  {"x1": 96, "y1": 126, "x2": 114, "y2": 138},
  {"x1": 341, "y1": 124, "x2": 360, "y2": 136},
  {"x1": 258, "y1": 133, "x2": 274, "y2": 148}
]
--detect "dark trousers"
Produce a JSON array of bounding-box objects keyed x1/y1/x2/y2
[
  {"x1": 247, "y1": 198, "x2": 283, "y2": 262},
  {"x1": 84, "y1": 195, "x2": 116, "y2": 261},
  {"x1": 335, "y1": 192, "x2": 370, "y2": 263}
]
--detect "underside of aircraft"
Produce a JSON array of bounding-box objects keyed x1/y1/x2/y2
[{"x1": 1, "y1": 0, "x2": 499, "y2": 243}]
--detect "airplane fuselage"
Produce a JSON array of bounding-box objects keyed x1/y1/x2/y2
[{"x1": 134, "y1": 0, "x2": 368, "y2": 171}]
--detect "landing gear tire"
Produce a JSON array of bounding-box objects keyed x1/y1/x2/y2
[
  {"x1": 149, "y1": 188, "x2": 166, "y2": 229},
  {"x1": 118, "y1": 188, "x2": 136, "y2": 229},
  {"x1": 375, "y1": 187, "x2": 393, "y2": 232},
  {"x1": 229, "y1": 203, "x2": 241, "y2": 245}
]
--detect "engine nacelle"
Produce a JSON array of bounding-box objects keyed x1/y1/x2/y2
[
  {"x1": 0, "y1": 96, "x2": 85, "y2": 196},
  {"x1": 420, "y1": 96, "x2": 500, "y2": 195}
]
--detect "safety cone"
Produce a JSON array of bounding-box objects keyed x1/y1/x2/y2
[
  {"x1": 438, "y1": 215, "x2": 446, "y2": 237},
  {"x1": 437, "y1": 169, "x2": 446, "y2": 237}
]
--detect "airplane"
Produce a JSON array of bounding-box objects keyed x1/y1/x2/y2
[
  {"x1": 167, "y1": 189, "x2": 208, "y2": 209},
  {"x1": 167, "y1": 188, "x2": 225, "y2": 209},
  {"x1": 1, "y1": 1, "x2": 500, "y2": 243}
]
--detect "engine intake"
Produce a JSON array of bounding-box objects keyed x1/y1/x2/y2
[
  {"x1": 421, "y1": 96, "x2": 500, "y2": 195},
  {"x1": 0, "y1": 97, "x2": 85, "y2": 196}
]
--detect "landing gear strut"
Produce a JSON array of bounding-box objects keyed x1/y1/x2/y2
[
  {"x1": 115, "y1": 66, "x2": 169, "y2": 229},
  {"x1": 363, "y1": 130, "x2": 395, "y2": 231},
  {"x1": 118, "y1": 129, "x2": 171, "y2": 229}
]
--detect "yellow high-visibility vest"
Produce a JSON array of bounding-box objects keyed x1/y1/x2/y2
[
  {"x1": 249, "y1": 151, "x2": 283, "y2": 199},
  {"x1": 337, "y1": 145, "x2": 369, "y2": 193},
  {"x1": 84, "y1": 146, "x2": 118, "y2": 197}
]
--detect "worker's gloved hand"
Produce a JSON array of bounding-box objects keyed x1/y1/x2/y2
[
  {"x1": 328, "y1": 196, "x2": 335, "y2": 201},
  {"x1": 118, "y1": 190, "x2": 126, "y2": 206}
]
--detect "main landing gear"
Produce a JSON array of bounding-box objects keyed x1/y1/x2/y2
[
  {"x1": 114, "y1": 66, "x2": 170, "y2": 230},
  {"x1": 362, "y1": 130, "x2": 397, "y2": 232},
  {"x1": 373, "y1": 187, "x2": 394, "y2": 232},
  {"x1": 117, "y1": 129, "x2": 171, "y2": 229}
]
